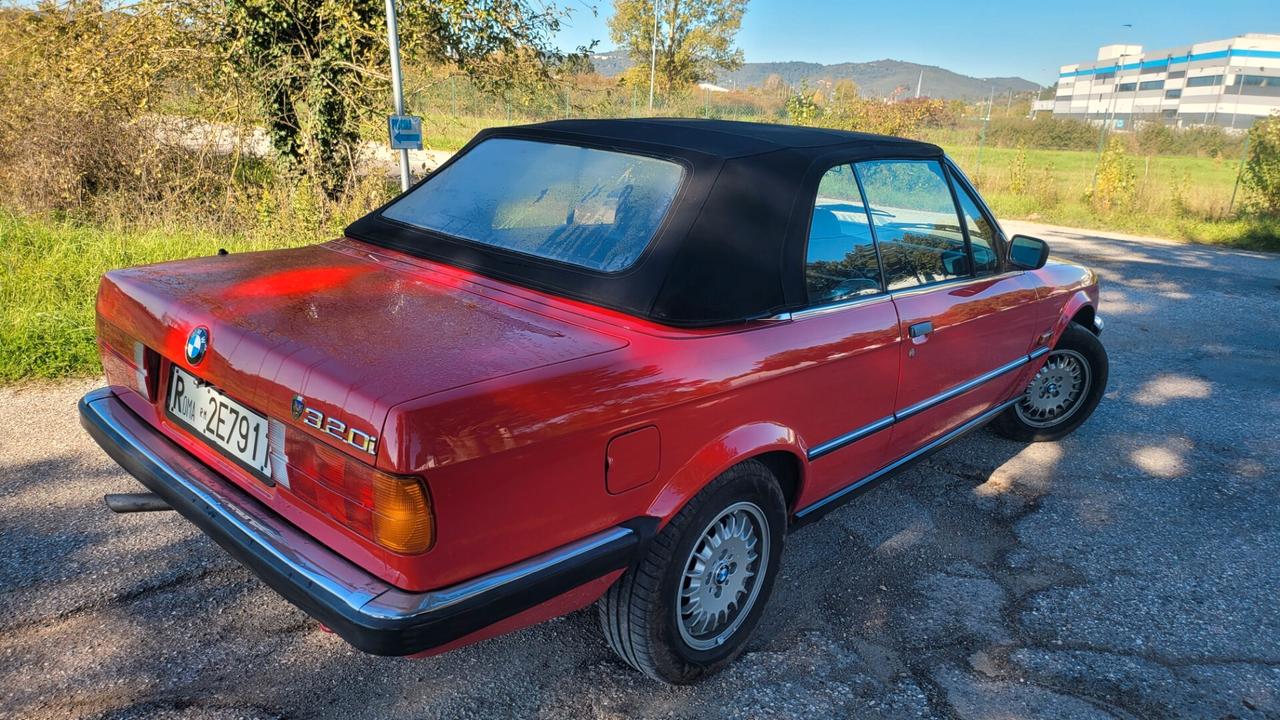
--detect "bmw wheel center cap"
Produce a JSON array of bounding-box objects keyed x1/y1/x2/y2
[{"x1": 185, "y1": 327, "x2": 210, "y2": 365}]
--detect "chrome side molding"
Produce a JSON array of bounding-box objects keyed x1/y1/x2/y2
[
  {"x1": 807, "y1": 347, "x2": 1046, "y2": 461},
  {"x1": 796, "y1": 397, "x2": 1021, "y2": 520}
]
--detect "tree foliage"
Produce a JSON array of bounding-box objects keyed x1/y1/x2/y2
[
  {"x1": 1243, "y1": 115, "x2": 1280, "y2": 215},
  {"x1": 608, "y1": 0, "x2": 747, "y2": 92},
  {"x1": 785, "y1": 84, "x2": 818, "y2": 126},
  {"x1": 0, "y1": 1, "x2": 199, "y2": 210},
  {"x1": 217, "y1": 0, "x2": 579, "y2": 196}
]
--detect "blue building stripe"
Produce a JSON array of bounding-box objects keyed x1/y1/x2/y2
[{"x1": 1059, "y1": 48, "x2": 1280, "y2": 78}]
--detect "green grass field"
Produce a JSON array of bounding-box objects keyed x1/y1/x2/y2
[{"x1": 943, "y1": 145, "x2": 1278, "y2": 248}]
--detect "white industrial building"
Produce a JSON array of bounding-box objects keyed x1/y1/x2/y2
[{"x1": 1053, "y1": 34, "x2": 1280, "y2": 129}]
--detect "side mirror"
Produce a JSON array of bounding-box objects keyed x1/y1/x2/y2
[{"x1": 1008, "y1": 235, "x2": 1050, "y2": 270}]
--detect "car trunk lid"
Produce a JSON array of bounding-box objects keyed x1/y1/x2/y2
[{"x1": 98, "y1": 239, "x2": 628, "y2": 468}]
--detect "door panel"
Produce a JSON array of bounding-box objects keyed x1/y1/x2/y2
[
  {"x1": 887, "y1": 272, "x2": 1042, "y2": 458},
  {"x1": 787, "y1": 298, "x2": 902, "y2": 511}
]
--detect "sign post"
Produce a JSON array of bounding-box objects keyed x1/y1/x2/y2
[{"x1": 383, "y1": 0, "x2": 419, "y2": 191}]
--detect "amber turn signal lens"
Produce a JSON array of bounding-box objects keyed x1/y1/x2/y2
[{"x1": 371, "y1": 472, "x2": 435, "y2": 554}]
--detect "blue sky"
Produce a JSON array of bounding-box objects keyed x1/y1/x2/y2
[{"x1": 553, "y1": 0, "x2": 1278, "y2": 86}]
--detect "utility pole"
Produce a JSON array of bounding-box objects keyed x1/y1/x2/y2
[
  {"x1": 915, "y1": 70, "x2": 923, "y2": 99},
  {"x1": 384, "y1": 0, "x2": 411, "y2": 190},
  {"x1": 648, "y1": 0, "x2": 660, "y2": 111}
]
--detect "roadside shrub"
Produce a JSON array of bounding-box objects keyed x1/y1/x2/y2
[
  {"x1": 985, "y1": 117, "x2": 1097, "y2": 151},
  {"x1": 786, "y1": 87, "x2": 819, "y2": 126},
  {"x1": 0, "y1": 2, "x2": 191, "y2": 213},
  {"x1": 1136, "y1": 121, "x2": 1243, "y2": 159},
  {"x1": 1170, "y1": 170, "x2": 1193, "y2": 217},
  {"x1": 1243, "y1": 116, "x2": 1280, "y2": 215},
  {"x1": 1008, "y1": 147, "x2": 1029, "y2": 194},
  {"x1": 1035, "y1": 165, "x2": 1060, "y2": 206},
  {"x1": 1088, "y1": 137, "x2": 1137, "y2": 212},
  {"x1": 819, "y1": 97, "x2": 962, "y2": 138}
]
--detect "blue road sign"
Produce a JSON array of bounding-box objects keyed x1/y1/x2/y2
[{"x1": 388, "y1": 115, "x2": 423, "y2": 150}]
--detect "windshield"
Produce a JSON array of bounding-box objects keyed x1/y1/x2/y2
[{"x1": 382, "y1": 138, "x2": 684, "y2": 272}]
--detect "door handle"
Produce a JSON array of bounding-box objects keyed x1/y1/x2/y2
[{"x1": 908, "y1": 321, "x2": 933, "y2": 339}]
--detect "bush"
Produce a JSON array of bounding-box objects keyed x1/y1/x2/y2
[
  {"x1": 1088, "y1": 137, "x2": 1137, "y2": 212},
  {"x1": 786, "y1": 88, "x2": 819, "y2": 126},
  {"x1": 985, "y1": 117, "x2": 1098, "y2": 151},
  {"x1": 1136, "y1": 121, "x2": 1243, "y2": 158},
  {"x1": 0, "y1": 2, "x2": 193, "y2": 213},
  {"x1": 1008, "y1": 147, "x2": 1029, "y2": 194},
  {"x1": 1243, "y1": 116, "x2": 1280, "y2": 215},
  {"x1": 821, "y1": 97, "x2": 962, "y2": 138}
]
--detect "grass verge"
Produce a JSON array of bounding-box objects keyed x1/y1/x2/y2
[{"x1": 0, "y1": 212, "x2": 298, "y2": 382}]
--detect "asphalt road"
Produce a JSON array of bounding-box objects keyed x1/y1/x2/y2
[{"x1": 2, "y1": 222, "x2": 1278, "y2": 719}]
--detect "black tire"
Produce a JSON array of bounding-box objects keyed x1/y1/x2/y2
[
  {"x1": 597, "y1": 459, "x2": 786, "y2": 684},
  {"x1": 992, "y1": 321, "x2": 1108, "y2": 442}
]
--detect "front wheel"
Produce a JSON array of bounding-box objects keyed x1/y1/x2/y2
[
  {"x1": 597, "y1": 460, "x2": 786, "y2": 684},
  {"x1": 992, "y1": 322, "x2": 1108, "y2": 442}
]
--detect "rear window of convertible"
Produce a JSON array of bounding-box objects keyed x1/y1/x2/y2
[{"x1": 382, "y1": 138, "x2": 684, "y2": 272}]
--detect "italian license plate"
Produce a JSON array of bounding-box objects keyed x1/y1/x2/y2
[{"x1": 166, "y1": 366, "x2": 272, "y2": 481}]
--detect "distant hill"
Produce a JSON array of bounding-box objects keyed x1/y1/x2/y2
[{"x1": 588, "y1": 52, "x2": 1039, "y2": 100}]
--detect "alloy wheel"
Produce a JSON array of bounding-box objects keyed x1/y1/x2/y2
[
  {"x1": 1015, "y1": 348, "x2": 1092, "y2": 429},
  {"x1": 676, "y1": 501, "x2": 770, "y2": 651}
]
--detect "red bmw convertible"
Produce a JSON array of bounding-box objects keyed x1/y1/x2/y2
[{"x1": 82, "y1": 119, "x2": 1107, "y2": 683}]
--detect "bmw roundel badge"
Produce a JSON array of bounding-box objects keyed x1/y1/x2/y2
[
  {"x1": 185, "y1": 326, "x2": 209, "y2": 365},
  {"x1": 291, "y1": 394, "x2": 305, "y2": 419}
]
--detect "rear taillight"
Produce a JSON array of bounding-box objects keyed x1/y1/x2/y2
[
  {"x1": 285, "y1": 432, "x2": 434, "y2": 554},
  {"x1": 372, "y1": 473, "x2": 434, "y2": 553},
  {"x1": 98, "y1": 322, "x2": 160, "y2": 402},
  {"x1": 133, "y1": 342, "x2": 161, "y2": 401}
]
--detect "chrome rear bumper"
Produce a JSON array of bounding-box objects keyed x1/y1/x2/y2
[{"x1": 79, "y1": 387, "x2": 646, "y2": 656}]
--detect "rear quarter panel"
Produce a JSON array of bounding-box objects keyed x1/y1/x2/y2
[{"x1": 380, "y1": 302, "x2": 901, "y2": 591}]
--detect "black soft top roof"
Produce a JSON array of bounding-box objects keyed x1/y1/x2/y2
[
  {"x1": 346, "y1": 118, "x2": 945, "y2": 327},
  {"x1": 513, "y1": 118, "x2": 938, "y2": 157}
]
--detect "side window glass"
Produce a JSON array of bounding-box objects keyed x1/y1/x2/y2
[
  {"x1": 855, "y1": 160, "x2": 967, "y2": 290},
  {"x1": 954, "y1": 180, "x2": 1000, "y2": 274},
  {"x1": 804, "y1": 165, "x2": 883, "y2": 305}
]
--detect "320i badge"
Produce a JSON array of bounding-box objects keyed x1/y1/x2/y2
[
  {"x1": 291, "y1": 394, "x2": 378, "y2": 455},
  {"x1": 81, "y1": 119, "x2": 1107, "y2": 683}
]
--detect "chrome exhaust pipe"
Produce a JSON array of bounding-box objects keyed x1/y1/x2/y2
[{"x1": 104, "y1": 492, "x2": 172, "y2": 513}]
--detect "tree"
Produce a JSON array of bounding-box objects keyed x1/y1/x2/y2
[
  {"x1": 762, "y1": 73, "x2": 784, "y2": 96},
  {"x1": 608, "y1": 0, "x2": 747, "y2": 93},
  {"x1": 831, "y1": 79, "x2": 859, "y2": 104},
  {"x1": 219, "y1": 0, "x2": 580, "y2": 196}
]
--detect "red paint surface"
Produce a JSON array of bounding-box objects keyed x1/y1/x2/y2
[{"x1": 95, "y1": 236, "x2": 1097, "y2": 642}]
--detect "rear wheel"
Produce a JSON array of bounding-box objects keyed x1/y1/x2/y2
[
  {"x1": 993, "y1": 321, "x2": 1108, "y2": 442},
  {"x1": 597, "y1": 460, "x2": 786, "y2": 684}
]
